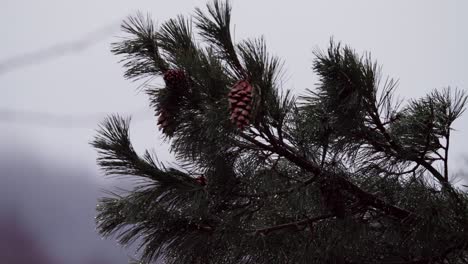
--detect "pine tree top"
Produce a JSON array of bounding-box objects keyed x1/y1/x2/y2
[{"x1": 92, "y1": 1, "x2": 468, "y2": 263}]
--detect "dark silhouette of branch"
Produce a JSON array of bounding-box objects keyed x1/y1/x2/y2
[{"x1": 251, "y1": 213, "x2": 335, "y2": 235}]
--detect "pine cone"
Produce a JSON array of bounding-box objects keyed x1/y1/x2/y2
[
  {"x1": 196, "y1": 175, "x2": 207, "y2": 186},
  {"x1": 156, "y1": 69, "x2": 190, "y2": 135},
  {"x1": 157, "y1": 109, "x2": 174, "y2": 135},
  {"x1": 163, "y1": 69, "x2": 189, "y2": 91},
  {"x1": 228, "y1": 80, "x2": 253, "y2": 130},
  {"x1": 320, "y1": 179, "x2": 346, "y2": 219}
]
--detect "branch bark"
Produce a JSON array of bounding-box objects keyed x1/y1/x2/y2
[
  {"x1": 242, "y1": 128, "x2": 414, "y2": 221},
  {"x1": 251, "y1": 213, "x2": 334, "y2": 235}
]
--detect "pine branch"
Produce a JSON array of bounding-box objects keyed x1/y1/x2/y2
[
  {"x1": 96, "y1": 191, "x2": 214, "y2": 263},
  {"x1": 95, "y1": 2, "x2": 468, "y2": 263},
  {"x1": 158, "y1": 16, "x2": 197, "y2": 67},
  {"x1": 112, "y1": 13, "x2": 168, "y2": 81},
  {"x1": 251, "y1": 213, "x2": 334, "y2": 235},
  {"x1": 242, "y1": 128, "x2": 415, "y2": 220},
  {"x1": 195, "y1": 0, "x2": 245, "y2": 77},
  {"x1": 91, "y1": 115, "x2": 194, "y2": 188},
  {"x1": 311, "y1": 41, "x2": 467, "y2": 194}
]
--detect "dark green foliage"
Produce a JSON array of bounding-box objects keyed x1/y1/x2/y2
[
  {"x1": 92, "y1": 1, "x2": 468, "y2": 263},
  {"x1": 195, "y1": 0, "x2": 244, "y2": 78},
  {"x1": 112, "y1": 13, "x2": 168, "y2": 80},
  {"x1": 313, "y1": 41, "x2": 377, "y2": 135},
  {"x1": 390, "y1": 88, "x2": 467, "y2": 157}
]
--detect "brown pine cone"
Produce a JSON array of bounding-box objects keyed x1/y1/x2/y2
[
  {"x1": 163, "y1": 69, "x2": 189, "y2": 91},
  {"x1": 196, "y1": 175, "x2": 207, "y2": 186},
  {"x1": 155, "y1": 69, "x2": 190, "y2": 135},
  {"x1": 228, "y1": 80, "x2": 253, "y2": 130},
  {"x1": 157, "y1": 109, "x2": 174, "y2": 135}
]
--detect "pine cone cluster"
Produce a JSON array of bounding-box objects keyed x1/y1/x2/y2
[
  {"x1": 228, "y1": 80, "x2": 253, "y2": 130},
  {"x1": 156, "y1": 69, "x2": 190, "y2": 135}
]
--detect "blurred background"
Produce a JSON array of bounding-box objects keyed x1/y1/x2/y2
[{"x1": 1, "y1": 0, "x2": 467, "y2": 263}]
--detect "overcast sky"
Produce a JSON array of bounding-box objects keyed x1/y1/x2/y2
[{"x1": 1, "y1": 0, "x2": 468, "y2": 263}]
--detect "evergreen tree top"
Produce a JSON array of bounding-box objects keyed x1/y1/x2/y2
[{"x1": 92, "y1": 1, "x2": 468, "y2": 263}]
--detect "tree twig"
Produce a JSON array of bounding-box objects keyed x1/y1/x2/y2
[{"x1": 250, "y1": 213, "x2": 335, "y2": 235}]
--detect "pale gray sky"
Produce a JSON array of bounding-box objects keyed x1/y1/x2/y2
[{"x1": 1, "y1": 0, "x2": 468, "y2": 262}]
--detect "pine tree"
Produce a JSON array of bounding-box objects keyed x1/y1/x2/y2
[{"x1": 91, "y1": 1, "x2": 468, "y2": 263}]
